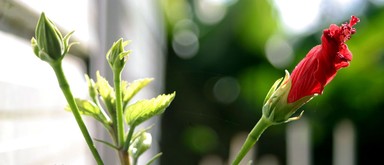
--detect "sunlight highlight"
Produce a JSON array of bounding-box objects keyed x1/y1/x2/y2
[{"x1": 273, "y1": 0, "x2": 321, "y2": 34}]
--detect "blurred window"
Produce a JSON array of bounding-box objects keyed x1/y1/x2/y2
[{"x1": 0, "y1": 0, "x2": 91, "y2": 164}]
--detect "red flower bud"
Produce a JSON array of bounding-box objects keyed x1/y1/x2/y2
[
  {"x1": 288, "y1": 16, "x2": 360, "y2": 103},
  {"x1": 262, "y1": 16, "x2": 359, "y2": 123}
]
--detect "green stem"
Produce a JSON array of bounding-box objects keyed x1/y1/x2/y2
[
  {"x1": 114, "y1": 70, "x2": 124, "y2": 147},
  {"x1": 231, "y1": 115, "x2": 272, "y2": 165},
  {"x1": 146, "y1": 152, "x2": 163, "y2": 165},
  {"x1": 123, "y1": 126, "x2": 136, "y2": 151},
  {"x1": 51, "y1": 62, "x2": 103, "y2": 165},
  {"x1": 117, "y1": 125, "x2": 136, "y2": 165},
  {"x1": 132, "y1": 157, "x2": 138, "y2": 165}
]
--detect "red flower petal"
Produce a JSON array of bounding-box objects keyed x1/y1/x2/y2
[{"x1": 287, "y1": 16, "x2": 360, "y2": 103}]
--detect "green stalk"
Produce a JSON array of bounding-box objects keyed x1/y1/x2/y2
[
  {"x1": 146, "y1": 152, "x2": 163, "y2": 165},
  {"x1": 132, "y1": 157, "x2": 138, "y2": 165},
  {"x1": 231, "y1": 115, "x2": 272, "y2": 165},
  {"x1": 123, "y1": 126, "x2": 136, "y2": 151},
  {"x1": 119, "y1": 119, "x2": 136, "y2": 165},
  {"x1": 51, "y1": 62, "x2": 103, "y2": 165},
  {"x1": 113, "y1": 69, "x2": 125, "y2": 147}
]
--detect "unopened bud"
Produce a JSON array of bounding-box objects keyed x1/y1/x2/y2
[
  {"x1": 263, "y1": 71, "x2": 315, "y2": 123},
  {"x1": 129, "y1": 132, "x2": 152, "y2": 159},
  {"x1": 106, "y1": 38, "x2": 132, "y2": 72},
  {"x1": 31, "y1": 12, "x2": 75, "y2": 63}
]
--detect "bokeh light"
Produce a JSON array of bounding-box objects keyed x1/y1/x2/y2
[
  {"x1": 212, "y1": 77, "x2": 241, "y2": 104},
  {"x1": 265, "y1": 35, "x2": 294, "y2": 69},
  {"x1": 172, "y1": 29, "x2": 199, "y2": 59},
  {"x1": 182, "y1": 125, "x2": 218, "y2": 154},
  {"x1": 172, "y1": 19, "x2": 200, "y2": 59},
  {"x1": 195, "y1": 0, "x2": 229, "y2": 25}
]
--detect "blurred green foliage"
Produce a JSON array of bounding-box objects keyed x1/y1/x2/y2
[
  {"x1": 160, "y1": 0, "x2": 384, "y2": 164},
  {"x1": 233, "y1": 0, "x2": 278, "y2": 53}
]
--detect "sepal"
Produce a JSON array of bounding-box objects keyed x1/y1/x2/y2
[{"x1": 262, "y1": 70, "x2": 316, "y2": 124}]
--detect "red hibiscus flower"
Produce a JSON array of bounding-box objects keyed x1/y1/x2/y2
[
  {"x1": 288, "y1": 16, "x2": 360, "y2": 103},
  {"x1": 233, "y1": 16, "x2": 361, "y2": 165}
]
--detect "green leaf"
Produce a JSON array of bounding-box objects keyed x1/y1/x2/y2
[
  {"x1": 68, "y1": 99, "x2": 100, "y2": 116},
  {"x1": 96, "y1": 71, "x2": 115, "y2": 115},
  {"x1": 66, "y1": 98, "x2": 105, "y2": 122},
  {"x1": 125, "y1": 92, "x2": 175, "y2": 126},
  {"x1": 96, "y1": 71, "x2": 115, "y2": 99},
  {"x1": 85, "y1": 74, "x2": 98, "y2": 102},
  {"x1": 122, "y1": 78, "x2": 154, "y2": 109}
]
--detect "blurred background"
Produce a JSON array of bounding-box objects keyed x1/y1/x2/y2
[{"x1": 1, "y1": 0, "x2": 384, "y2": 164}]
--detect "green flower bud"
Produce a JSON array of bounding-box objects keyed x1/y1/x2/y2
[
  {"x1": 31, "y1": 12, "x2": 75, "y2": 63},
  {"x1": 262, "y1": 70, "x2": 316, "y2": 123},
  {"x1": 129, "y1": 132, "x2": 152, "y2": 159},
  {"x1": 106, "y1": 38, "x2": 132, "y2": 72}
]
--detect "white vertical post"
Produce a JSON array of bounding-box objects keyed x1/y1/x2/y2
[
  {"x1": 287, "y1": 117, "x2": 311, "y2": 165},
  {"x1": 229, "y1": 132, "x2": 255, "y2": 165},
  {"x1": 257, "y1": 154, "x2": 280, "y2": 165},
  {"x1": 199, "y1": 155, "x2": 224, "y2": 165},
  {"x1": 333, "y1": 119, "x2": 355, "y2": 165}
]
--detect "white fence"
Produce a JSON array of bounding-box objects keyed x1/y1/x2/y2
[{"x1": 199, "y1": 117, "x2": 356, "y2": 165}]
